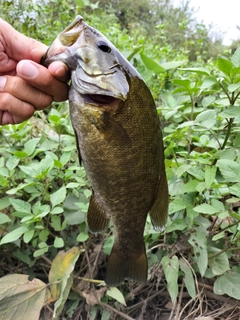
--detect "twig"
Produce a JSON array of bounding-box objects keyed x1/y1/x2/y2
[{"x1": 100, "y1": 302, "x2": 134, "y2": 320}]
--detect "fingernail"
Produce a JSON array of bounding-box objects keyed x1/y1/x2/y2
[
  {"x1": 18, "y1": 60, "x2": 39, "y2": 78},
  {"x1": 0, "y1": 76, "x2": 7, "y2": 89}
]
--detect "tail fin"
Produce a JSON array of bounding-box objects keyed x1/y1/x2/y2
[{"x1": 105, "y1": 243, "x2": 147, "y2": 286}]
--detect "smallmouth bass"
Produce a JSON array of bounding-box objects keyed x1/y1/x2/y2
[{"x1": 42, "y1": 16, "x2": 168, "y2": 286}]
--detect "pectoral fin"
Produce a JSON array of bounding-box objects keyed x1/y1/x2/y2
[
  {"x1": 149, "y1": 168, "x2": 169, "y2": 231},
  {"x1": 87, "y1": 192, "x2": 110, "y2": 233}
]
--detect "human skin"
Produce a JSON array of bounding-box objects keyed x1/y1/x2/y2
[{"x1": 0, "y1": 18, "x2": 69, "y2": 125}]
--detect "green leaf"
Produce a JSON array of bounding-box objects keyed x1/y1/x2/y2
[
  {"x1": 200, "y1": 77, "x2": 217, "y2": 89},
  {"x1": 0, "y1": 197, "x2": 10, "y2": 210},
  {"x1": 63, "y1": 194, "x2": 86, "y2": 225},
  {"x1": 23, "y1": 230, "x2": 35, "y2": 243},
  {"x1": 24, "y1": 138, "x2": 40, "y2": 155},
  {"x1": 228, "y1": 83, "x2": 240, "y2": 92},
  {"x1": 140, "y1": 52, "x2": 165, "y2": 73},
  {"x1": 0, "y1": 274, "x2": 49, "y2": 320},
  {"x1": 161, "y1": 60, "x2": 185, "y2": 70},
  {"x1": 54, "y1": 237, "x2": 64, "y2": 248},
  {"x1": 179, "y1": 258, "x2": 196, "y2": 298},
  {"x1": 0, "y1": 213, "x2": 11, "y2": 224},
  {"x1": 193, "y1": 203, "x2": 220, "y2": 215},
  {"x1": 214, "y1": 272, "x2": 240, "y2": 299},
  {"x1": 10, "y1": 199, "x2": 31, "y2": 214},
  {"x1": 106, "y1": 287, "x2": 126, "y2": 306},
  {"x1": 165, "y1": 219, "x2": 187, "y2": 233},
  {"x1": 77, "y1": 232, "x2": 89, "y2": 242},
  {"x1": 178, "y1": 67, "x2": 210, "y2": 76},
  {"x1": 188, "y1": 228, "x2": 208, "y2": 277},
  {"x1": 217, "y1": 58, "x2": 233, "y2": 77},
  {"x1": 169, "y1": 198, "x2": 187, "y2": 214},
  {"x1": 208, "y1": 247, "x2": 230, "y2": 275},
  {"x1": 0, "y1": 226, "x2": 28, "y2": 245},
  {"x1": 231, "y1": 46, "x2": 240, "y2": 67},
  {"x1": 217, "y1": 159, "x2": 240, "y2": 182},
  {"x1": 162, "y1": 255, "x2": 179, "y2": 302},
  {"x1": 201, "y1": 96, "x2": 216, "y2": 108},
  {"x1": 204, "y1": 166, "x2": 217, "y2": 189},
  {"x1": 50, "y1": 186, "x2": 66, "y2": 208},
  {"x1": 6, "y1": 156, "x2": 20, "y2": 171}
]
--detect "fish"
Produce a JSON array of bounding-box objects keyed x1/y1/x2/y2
[{"x1": 42, "y1": 15, "x2": 168, "y2": 286}]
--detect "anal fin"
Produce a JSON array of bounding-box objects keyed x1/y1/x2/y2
[
  {"x1": 87, "y1": 193, "x2": 109, "y2": 233},
  {"x1": 105, "y1": 243, "x2": 147, "y2": 286},
  {"x1": 149, "y1": 168, "x2": 169, "y2": 231}
]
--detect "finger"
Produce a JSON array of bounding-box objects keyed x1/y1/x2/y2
[
  {"x1": 48, "y1": 61, "x2": 70, "y2": 83},
  {"x1": 0, "y1": 76, "x2": 53, "y2": 110},
  {"x1": 0, "y1": 92, "x2": 35, "y2": 125},
  {"x1": 0, "y1": 18, "x2": 47, "y2": 63},
  {"x1": 17, "y1": 60, "x2": 69, "y2": 102}
]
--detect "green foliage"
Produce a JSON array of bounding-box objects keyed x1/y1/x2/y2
[{"x1": 1, "y1": 0, "x2": 240, "y2": 318}]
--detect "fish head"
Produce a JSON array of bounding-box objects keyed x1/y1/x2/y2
[{"x1": 42, "y1": 15, "x2": 131, "y2": 102}]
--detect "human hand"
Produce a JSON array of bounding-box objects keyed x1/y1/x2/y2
[{"x1": 0, "y1": 19, "x2": 69, "y2": 125}]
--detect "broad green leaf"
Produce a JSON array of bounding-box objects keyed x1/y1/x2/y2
[
  {"x1": 188, "y1": 228, "x2": 208, "y2": 277},
  {"x1": 23, "y1": 230, "x2": 35, "y2": 243},
  {"x1": 201, "y1": 96, "x2": 216, "y2": 108},
  {"x1": 231, "y1": 46, "x2": 240, "y2": 67},
  {"x1": 162, "y1": 255, "x2": 179, "y2": 302},
  {"x1": 0, "y1": 197, "x2": 10, "y2": 210},
  {"x1": 172, "y1": 79, "x2": 191, "y2": 89},
  {"x1": 228, "y1": 83, "x2": 240, "y2": 92},
  {"x1": 208, "y1": 247, "x2": 230, "y2": 275},
  {"x1": 49, "y1": 247, "x2": 82, "y2": 319},
  {"x1": 205, "y1": 166, "x2": 217, "y2": 189},
  {"x1": 178, "y1": 67, "x2": 210, "y2": 76},
  {"x1": 77, "y1": 232, "x2": 89, "y2": 242},
  {"x1": 193, "y1": 203, "x2": 220, "y2": 215},
  {"x1": 24, "y1": 138, "x2": 40, "y2": 155},
  {"x1": 214, "y1": 272, "x2": 240, "y2": 299},
  {"x1": 0, "y1": 213, "x2": 11, "y2": 224},
  {"x1": 140, "y1": 52, "x2": 165, "y2": 73},
  {"x1": 217, "y1": 58, "x2": 233, "y2": 77},
  {"x1": 50, "y1": 186, "x2": 66, "y2": 208},
  {"x1": 9, "y1": 199, "x2": 31, "y2": 214},
  {"x1": 229, "y1": 183, "x2": 240, "y2": 198},
  {"x1": 6, "y1": 156, "x2": 19, "y2": 171},
  {"x1": 220, "y1": 105, "x2": 240, "y2": 118},
  {"x1": 107, "y1": 287, "x2": 126, "y2": 306},
  {"x1": 63, "y1": 194, "x2": 86, "y2": 225},
  {"x1": 195, "y1": 110, "x2": 216, "y2": 129},
  {"x1": 161, "y1": 60, "x2": 185, "y2": 70},
  {"x1": 169, "y1": 198, "x2": 186, "y2": 214},
  {"x1": 182, "y1": 180, "x2": 199, "y2": 193},
  {"x1": 6, "y1": 182, "x2": 34, "y2": 195},
  {"x1": 179, "y1": 258, "x2": 196, "y2": 298},
  {"x1": 0, "y1": 274, "x2": 50, "y2": 320},
  {"x1": 0, "y1": 226, "x2": 28, "y2": 245},
  {"x1": 217, "y1": 159, "x2": 240, "y2": 182},
  {"x1": 200, "y1": 76, "x2": 217, "y2": 89},
  {"x1": 19, "y1": 165, "x2": 37, "y2": 176},
  {"x1": 165, "y1": 219, "x2": 187, "y2": 233},
  {"x1": 54, "y1": 237, "x2": 64, "y2": 248},
  {"x1": 103, "y1": 235, "x2": 114, "y2": 256}
]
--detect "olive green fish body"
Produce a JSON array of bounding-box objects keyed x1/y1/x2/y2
[{"x1": 42, "y1": 16, "x2": 168, "y2": 286}]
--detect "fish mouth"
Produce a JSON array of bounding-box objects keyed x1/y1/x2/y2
[
  {"x1": 82, "y1": 94, "x2": 121, "y2": 106},
  {"x1": 58, "y1": 15, "x2": 85, "y2": 46}
]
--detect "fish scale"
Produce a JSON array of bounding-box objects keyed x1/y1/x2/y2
[{"x1": 42, "y1": 15, "x2": 168, "y2": 286}]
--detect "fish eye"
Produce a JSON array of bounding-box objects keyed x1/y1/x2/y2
[{"x1": 97, "y1": 40, "x2": 111, "y2": 53}]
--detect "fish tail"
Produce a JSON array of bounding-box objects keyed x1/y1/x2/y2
[{"x1": 105, "y1": 243, "x2": 147, "y2": 286}]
